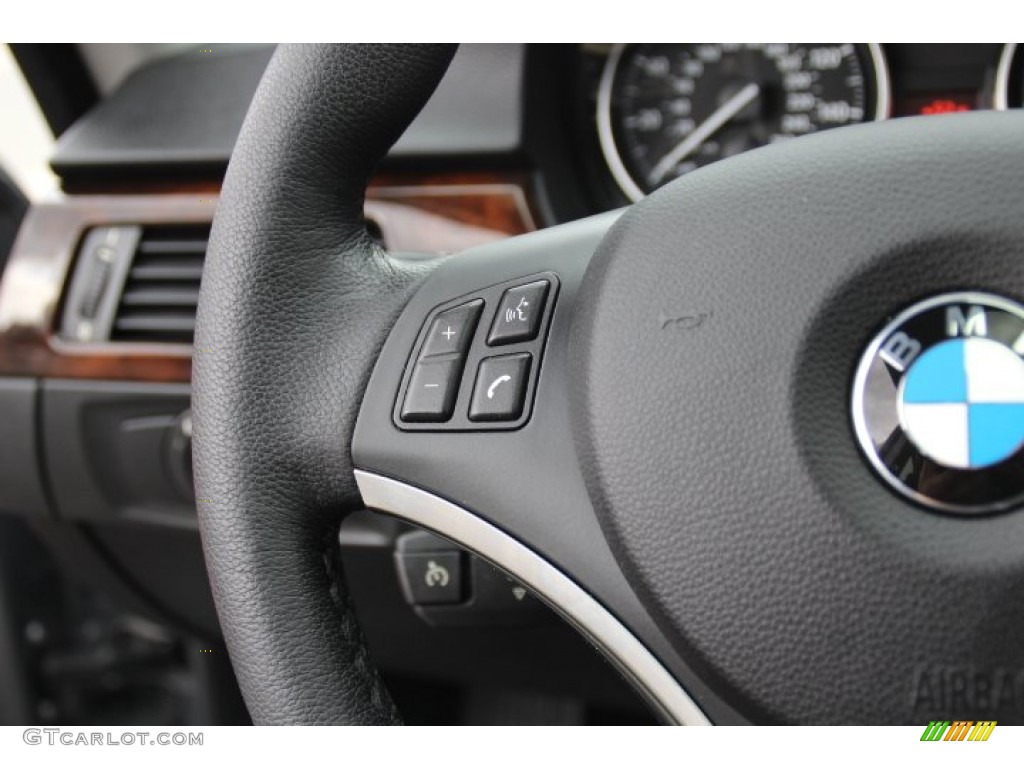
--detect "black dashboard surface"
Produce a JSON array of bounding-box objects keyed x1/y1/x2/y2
[{"x1": 51, "y1": 44, "x2": 526, "y2": 184}]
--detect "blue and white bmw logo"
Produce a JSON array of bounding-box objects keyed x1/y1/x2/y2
[{"x1": 852, "y1": 292, "x2": 1024, "y2": 514}]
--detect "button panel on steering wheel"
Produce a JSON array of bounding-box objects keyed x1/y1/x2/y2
[{"x1": 394, "y1": 273, "x2": 558, "y2": 431}]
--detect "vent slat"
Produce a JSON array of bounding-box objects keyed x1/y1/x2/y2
[
  {"x1": 110, "y1": 224, "x2": 209, "y2": 344},
  {"x1": 121, "y1": 287, "x2": 200, "y2": 307},
  {"x1": 114, "y1": 315, "x2": 197, "y2": 333},
  {"x1": 129, "y1": 263, "x2": 205, "y2": 281},
  {"x1": 136, "y1": 239, "x2": 209, "y2": 255}
]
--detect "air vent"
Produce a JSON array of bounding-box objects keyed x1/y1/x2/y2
[{"x1": 110, "y1": 224, "x2": 209, "y2": 344}]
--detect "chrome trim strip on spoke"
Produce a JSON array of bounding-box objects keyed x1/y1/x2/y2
[{"x1": 354, "y1": 469, "x2": 711, "y2": 726}]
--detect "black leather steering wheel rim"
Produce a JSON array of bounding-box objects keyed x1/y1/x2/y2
[{"x1": 193, "y1": 44, "x2": 455, "y2": 725}]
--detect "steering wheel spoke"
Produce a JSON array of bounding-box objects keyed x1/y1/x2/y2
[{"x1": 353, "y1": 213, "x2": 715, "y2": 724}]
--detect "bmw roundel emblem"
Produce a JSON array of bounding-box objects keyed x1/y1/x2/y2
[{"x1": 852, "y1": 292, "x2": 1024, "y2": 514}]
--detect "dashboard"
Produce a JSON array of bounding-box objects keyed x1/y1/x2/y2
[
  {"x1": 44, "y1": 45, "x2": 1020, "y2": 218},
  {"x1": 1, "y1": 43, "x2": 1022, "y2": 725}
]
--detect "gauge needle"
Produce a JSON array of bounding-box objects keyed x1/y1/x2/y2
[{"x1": 648, "y1": 82, "x2": 761, "y2": 186}]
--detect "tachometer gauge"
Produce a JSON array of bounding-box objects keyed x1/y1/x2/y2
[{"x1": 597, "y1": 43, "x2": 890, "y2": 201}]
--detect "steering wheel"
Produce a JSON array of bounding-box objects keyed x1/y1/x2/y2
[{"x1": 193, "y1": 44, "x2": 1024, "y2": 724}]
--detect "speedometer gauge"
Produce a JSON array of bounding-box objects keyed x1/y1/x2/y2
[{"x1": 597, "y1": 44, "x2": 890, "y2": 201}]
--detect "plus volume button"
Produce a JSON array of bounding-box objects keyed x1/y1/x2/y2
[{"x1": 421, "y1": 299, "x2": 483, "y2": 358}]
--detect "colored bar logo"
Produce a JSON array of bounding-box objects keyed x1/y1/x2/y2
[{"x1": 920, "y1": 721, "x2": 997, "y2": 741}]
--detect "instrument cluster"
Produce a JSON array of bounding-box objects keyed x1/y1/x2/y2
[{"x1": 577, "y1": 44, "x2": 1017, "y2": 206}]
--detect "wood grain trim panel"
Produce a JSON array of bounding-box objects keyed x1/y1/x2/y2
[{"x1": 0, "y1": 179, "x2": 535, "y2": 383}]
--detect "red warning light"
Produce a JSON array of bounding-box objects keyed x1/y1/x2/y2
[{"x1": 918, "y1": 99, "x2": 972, "y2": 116}]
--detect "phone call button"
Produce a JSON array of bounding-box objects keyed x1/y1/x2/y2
[{"x1": 469, "y1": 353, "x2": 532, "y2": 422}]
